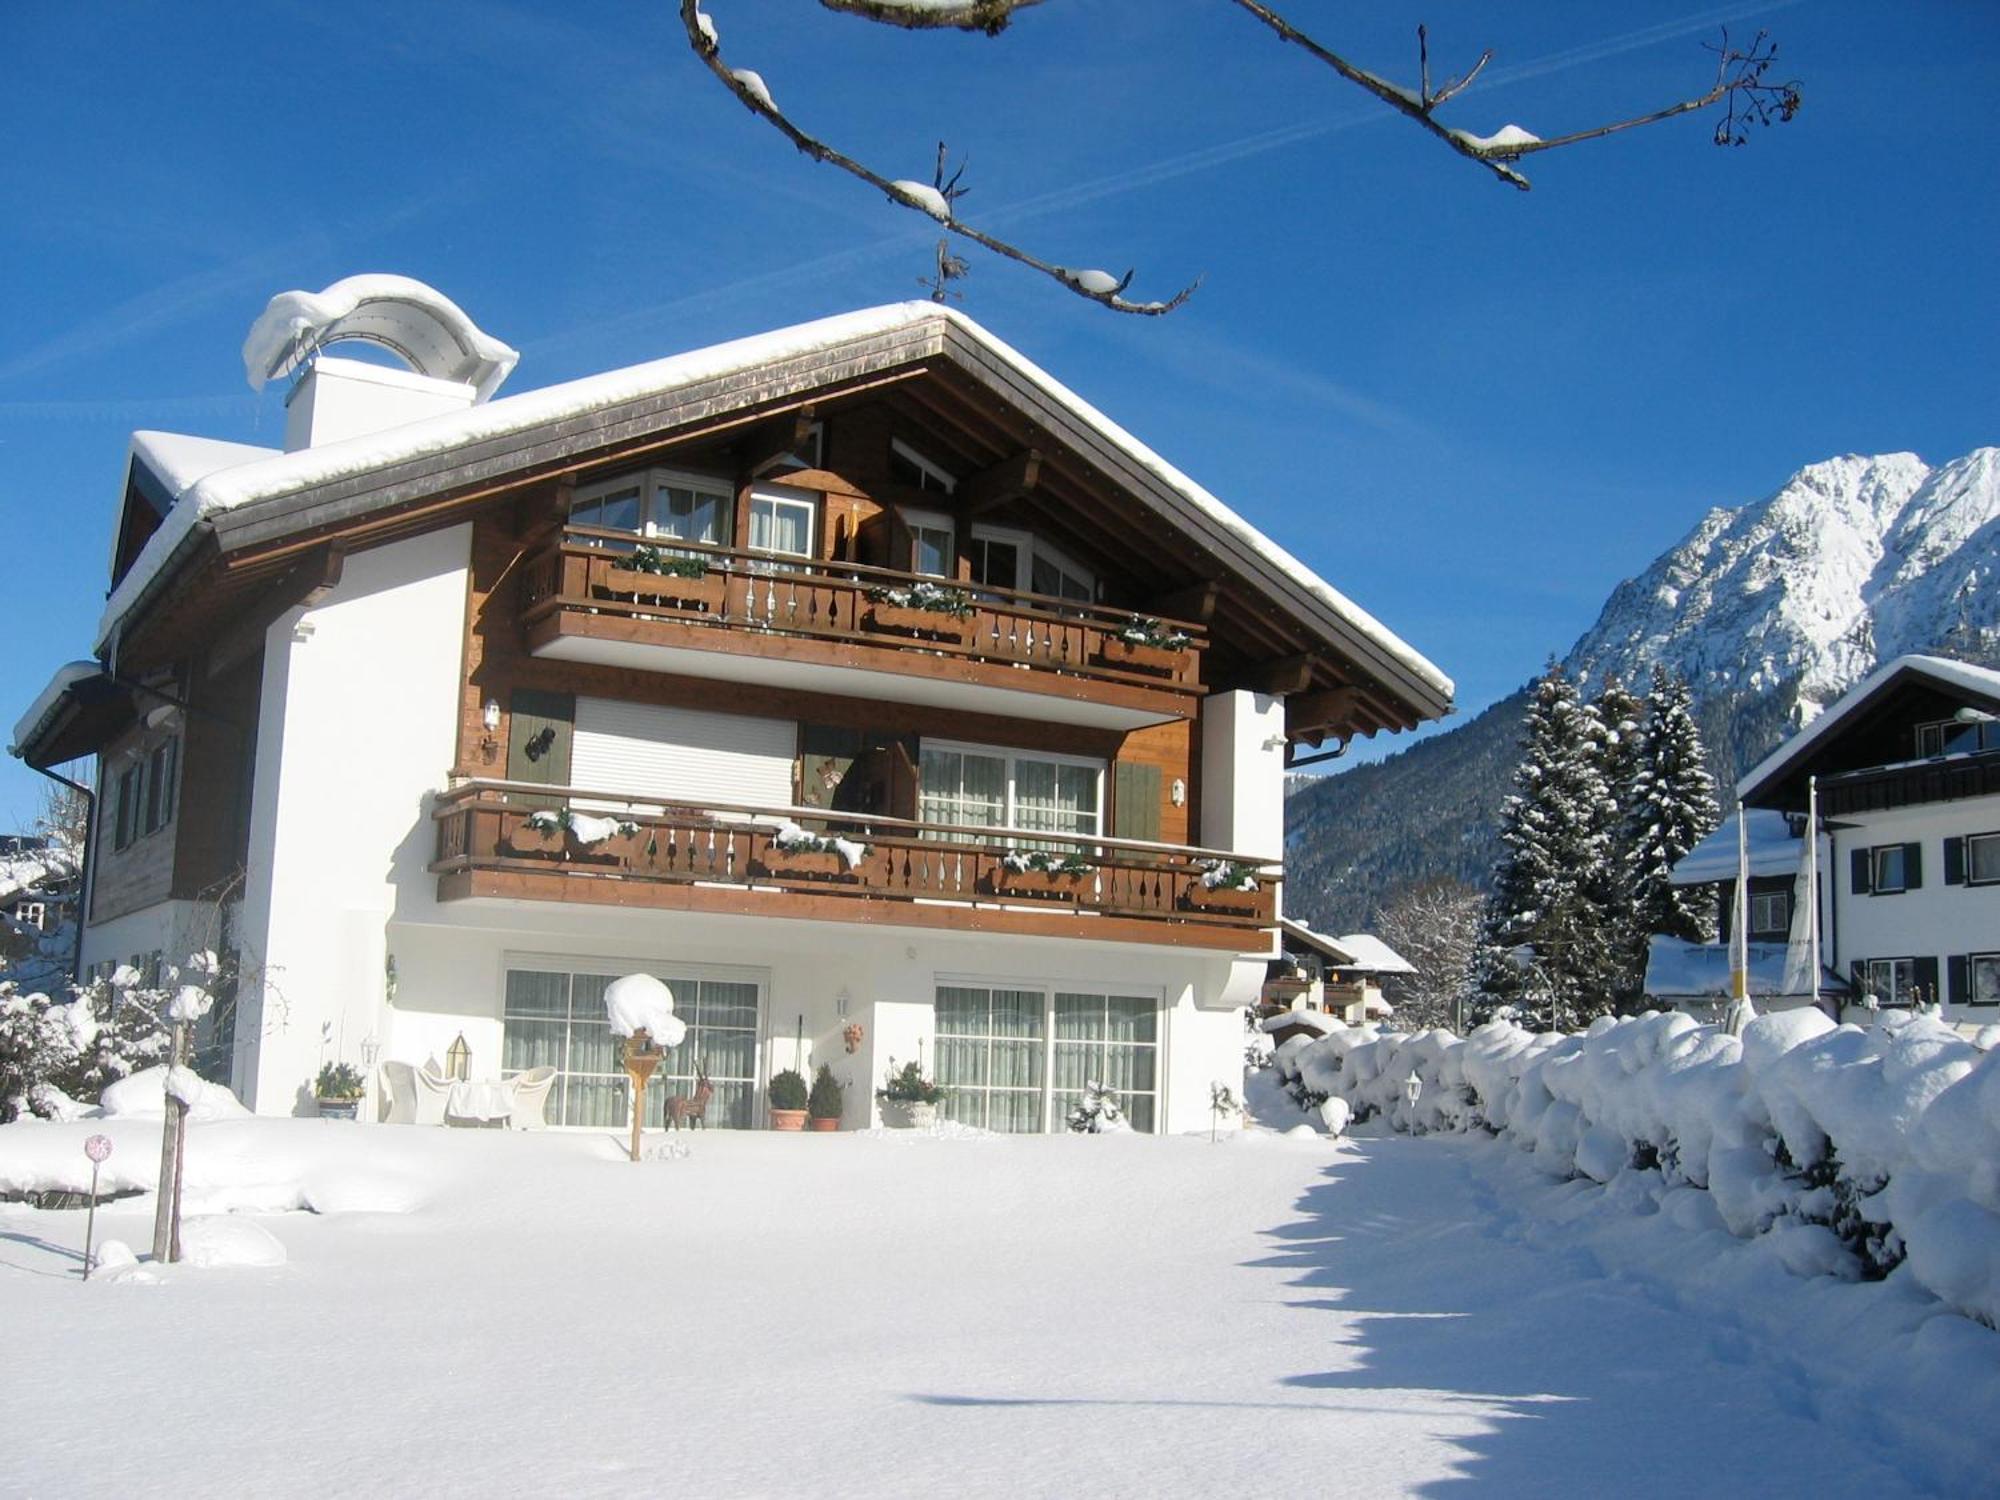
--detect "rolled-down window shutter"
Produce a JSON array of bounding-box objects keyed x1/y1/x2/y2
[
  {"x1": 572, "y1": 697, "x2": 796, "y2": 809},
  {"x1": 1948, "y1": 955, "x2": 1968, "y2": 1006},
  {"x1": 1851, "y1": 848, "x2": 1872, "y2": 895},
  {"x1": 1113, "y1": 762, "x2": 1162, "y2": 844},
  {"x1": 1944, "y1": 837, "x2": 1966, "y2": 885},
  {"x1": 1904, "y1": 842, "x2": 1924, "y2": 891}
]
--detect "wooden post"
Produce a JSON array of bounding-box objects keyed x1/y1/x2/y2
[
  {"x1": 151, "y1": 1021, "x2": 189, "y2": 1263},
  {"x1": 622, "y1": 1028, "x2": 663, "y2": 1163}
]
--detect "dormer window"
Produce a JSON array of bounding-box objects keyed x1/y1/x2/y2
[
  {"x1": 889, "y1": 438, "x2": 957, "y2": 494},
  {"x1": 571, "y1": 469, "x2": 728, "y2": 548}
]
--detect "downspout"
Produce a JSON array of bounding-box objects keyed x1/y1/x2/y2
[{"x1": 24, "y1": 764, "x2": 93, "y2": 986}]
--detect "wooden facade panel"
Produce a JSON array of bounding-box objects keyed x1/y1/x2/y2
[
  {"x1": 1114, "y1": 719, "x2": 1191, "y2": 847},
  {"x1": 169, "y1": 650, "x2": 262, "y2": 902},
  {"x1": 90, "y1": 723, "x2": 179, "y2": 925}
]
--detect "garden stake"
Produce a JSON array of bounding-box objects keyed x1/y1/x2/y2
[{"x1": 81, "y1": 1134, "x2": 112, "y2": 1281}]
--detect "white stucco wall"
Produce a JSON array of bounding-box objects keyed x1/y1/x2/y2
[
  {"x1": 384, "y1": 899, "x2": 1258, "y2": 1135},
  {"x1": 233, "y1": 524, "x2": 469, "y2": 1112},
  {"x1": 1830, "y1": 794, "x2": 2000, "y2": 1026}
]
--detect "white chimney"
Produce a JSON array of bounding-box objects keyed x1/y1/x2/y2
[{"x1": 283, "y1": 355, "x2": 477, "y2": 452}]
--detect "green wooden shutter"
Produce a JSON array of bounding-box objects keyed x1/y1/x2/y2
[
  {"x1": 1113, "y1": 762, "x2": 1162, "y2": 844},
  {"x1": 507, "y1": 689, "x2": 574, "y2": 808}
]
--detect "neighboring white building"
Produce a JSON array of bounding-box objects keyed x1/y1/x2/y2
[
  {"x1": 11, "y1": 277, "x2": 1453, "y2": 1135},
  {"x1": 1731, "y1": 654, "x2": 2000, "y2": 1032}
]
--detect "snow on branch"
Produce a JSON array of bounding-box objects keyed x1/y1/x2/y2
[
  {"x1": 679, "y1": 2, "x2": 1198, "y2": 315},
  {"x1": 1230, "y1": 4, "x2": 1801, "y2": 190},
  {"x1": 817, "y1": 0, "x2": 1045, "y2": 34}
]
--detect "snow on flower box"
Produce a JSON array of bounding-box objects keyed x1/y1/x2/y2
[
  {"x1": 1181, "y1": 861, "x2": 1264, "y2": 913},
  {"x1": 987, "y1": 852, "x2": 1096, "y2": 900},
  {"x1": 861, "y1": 582, "x2": 974, "y2": 644},
  {"x1": 1096, "y1": 618, "x2": 1193, "y2": 677},
  {"x1": 752, "y1": 821, "x2": 869, "y2": 882}
]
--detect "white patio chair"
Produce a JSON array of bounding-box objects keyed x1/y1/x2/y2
[
  {"x1": 384, "y1": 1059, "x2": 453, "y2": 1125},
  {"x1": 381, "y1": 1060, "x2": 417, "y2": 1124},
  {"x1": 508, "y1": 1066, "x2": 557, "y2": 1130}
]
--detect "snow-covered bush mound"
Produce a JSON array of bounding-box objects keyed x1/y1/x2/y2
[
  {"x1": 98, "y1": 1066, "x2": 249, "y2": 1123},
  {"x1": 1273, "y1": 1011, "x2": 2000, "y2": 1327}
]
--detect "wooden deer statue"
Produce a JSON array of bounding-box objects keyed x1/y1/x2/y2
[{"x1": 666, "y1": 1066, "x2": 713, "y2": 1130}]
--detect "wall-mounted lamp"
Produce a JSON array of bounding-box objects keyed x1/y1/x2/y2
[
  {"x1": 479, "y1": 698, "x2": 502, "y2": 763},
  {"x1": 1170, "y1": 778, "x2": 1187, "y2": 808}
]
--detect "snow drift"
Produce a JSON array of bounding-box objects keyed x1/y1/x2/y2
[{"x1": 1274, "y1": 1010, "x2": 2000, "y2": 1327}]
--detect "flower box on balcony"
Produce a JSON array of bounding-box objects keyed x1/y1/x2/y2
[
  {"x1": 506, "y1": 820, "x2": 566, "y2": 857},
  {"x1": 987, "y1": 867, "x2": 1093, "y2": 901},
  {"x1": 864, "y1": 603, "x2": 971, "y2": 644},
  {"x1": 1097, "y1": 635, "x2": 1185, "y2": 676},
  {"x1": 754, "y1": 847, "x2": 851, "y2": 880},
  {"x1": 1182, "y1": 884, "x2": 1263, "y2": 914},
  {"x1": 601, "y1": 565, "x2": 726, "y2": 613}
]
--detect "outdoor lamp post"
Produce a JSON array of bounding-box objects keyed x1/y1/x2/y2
[{"x1": 622, "y1": 1028, "x2": 664, "y2": 1164}]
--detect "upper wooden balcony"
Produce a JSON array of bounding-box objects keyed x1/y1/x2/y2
[
  {"x1": 517, "y1": 527, "x2": 1208, "y2": 729},
  {"x1": 430, "y1": 780, "x2": 1277, "y2": 952}
]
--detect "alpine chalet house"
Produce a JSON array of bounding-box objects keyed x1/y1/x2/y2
[
  {"x1": 11, "y1": 277, "x2": 1452, "y2": 1132},
  {"x1": 1737, "y1": 654, "x2": 2000, "y2": 1031}
]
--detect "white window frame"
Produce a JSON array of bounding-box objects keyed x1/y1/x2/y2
[
  {"x1": 919, "y1": 738, "x2": 1105, "y2": 841},
  {"x1": 1865, "y1": 957, "x2": 1918, "y2": 1006},
  {"x1": 933, "y1": 973, "x2": 1164, "y2": 1134},
  {"x1": 14, "y1": 901, "x2": 46, "y2": 930},
  {"x1": 1749, "y1": 890, "x2": 1789, "y2": 935},
  {"x1": 1871, "y1": 844, "x2": 1908, "y2": 895},
  {"x1": 967, "y1": 523, "x2": 1096, "y2": 603},
  {"x1": 1027, "y1": 535, "x2": 1096, "y2": 603},
  {"x1": 1971, "y1": 953, "x2": 2000, "y2": 1006},
  {"x1": 1967, "y1": 832, "x2": 2000, "y2": 886},
  {"x1": 889, "y1": 437, "x2": 957, "y2": 494},
  {"x1": 904, "y1": 506, "x2": 956, "y2": 578},
  {"x1": 748, "y1": 483, "x2": 818, "y2": 562},
  {"x1": 571, "y1": 467, "x2": 732, "y2": 548}
]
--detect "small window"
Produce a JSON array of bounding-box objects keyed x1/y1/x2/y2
[
  {"x1": 1917, "y1": 716, "x2": 2000, "y2": 757},
  {"x1": 14, "y1": 901, "x2": 46, "y2": 931},
  {"x1": 1030, "y1": 542, "x2": 1094, "y2": 603},
  {"x1": 113, "y1": 765, "x2": 139, "y2": 851},
  {"x1": 1973, "y1": 954, "x2": 2000, "y2": 1005},
  {"x1": 1970, "y1": 833, "x2": 2000, "y2": 885},
  {"x1": 888, "y1": 438, "x2": 956, "y2": 494},
  {"x1": 1866, "y1": 957, "x2": 1917, "y2": 1006},
  {"x1": 571, "y1": 470, "x2": 730, "y2": 550},
  {"x1": 1872, "y1": 845, "x2": 1907, "y2": 894},
  {"x1": 748, "y1": 487, "x2": 816, "y2": 560},
  {"x1": 905, "y1": 509, "x2": 955, "y2": 578},
  {"x1": 1749, "y1": 891, "x2": 1789, "y2": 936},
  {"x1": 969, "y1": 533, "x2": 1022, "y2": 594}
]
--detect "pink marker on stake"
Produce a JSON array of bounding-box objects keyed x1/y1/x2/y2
[{"x1": 81, "y1": 1134, "x2": 112, "y2": 1281}]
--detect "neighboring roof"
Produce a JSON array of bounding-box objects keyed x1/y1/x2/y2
[
  {"x1": 1739, "y1": 654, "x2": 2000, "y2": 805},
  {"x1": 96, "y1": 302, "x2": 1453, "y2": 723},
  {"x1": 241, "y1": 274, "x2": 520, "y2": 400},
  {"x1": 1668, "y1": 810, "x2": 1801, "y2": 886},
  {"x1": 11, "y1": 663, "x2": 106, "y2": 758},
  {"x1": 1277, "y1": 918, "x2": 1414, "y2": 974},
  {"x1": 1644, "y1": 936, "x2": 1849, "y2": 999}
]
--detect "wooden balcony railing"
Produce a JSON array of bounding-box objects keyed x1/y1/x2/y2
[
  {"x1": 517, "y1": 527, "x2": 1207, "y2": 698},
  {"x1": 431, "y1": 780, "x2": 1277, "y2": 949}
]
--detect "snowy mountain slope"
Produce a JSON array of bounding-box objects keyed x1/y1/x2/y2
[{"x1": 1289, "y1": 446, "x2": 2000, "y2": 929}]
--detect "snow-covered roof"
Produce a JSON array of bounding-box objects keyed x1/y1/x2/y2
[
  {"x1": 1643, "y1": 936, "x2": 1846, "y2": 999},
  {"x1": 1739, "y1": 654, "x2": 2000, "y2": 804},
  {"x1": 1668, "y1": 810, "x2": 1800, "y2": 886},
  {"x1": 130, "y1": 432, "x2": 280, "y2": 502},
  {"x1": 95, "y1": 302, "x2": 1454, "y2": 715},
  {"x1": 241, "y1": 274, "x2": 519, "y2": 400},
  {"x1": 10, "y1": 662, "x2": 105, "y2": 759},
  {"x1": 1330, "y1": 933, "x2": 1415, "y2": 975}
]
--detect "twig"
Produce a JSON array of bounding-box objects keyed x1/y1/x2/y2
[
  {"x1": 678, "y1": 1, "x2": 1198, "y2": 314},
  {"x1": 817, "y1": 0, "x2": 1045, "y2": 34}
]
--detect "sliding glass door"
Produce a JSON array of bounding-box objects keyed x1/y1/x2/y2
[{"x1": 934, "y1": 982, "x2": 1158, "y2": 1132}]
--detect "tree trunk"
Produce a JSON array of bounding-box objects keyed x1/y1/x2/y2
[{"x1": 151, "y1": 1022, "x2": 189, "y2": 1263}]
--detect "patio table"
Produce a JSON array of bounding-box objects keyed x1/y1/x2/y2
[{"x1": 447, "y1": 1079, "x2": 516, "y2": 1123}]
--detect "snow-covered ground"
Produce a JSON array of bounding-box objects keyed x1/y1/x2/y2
[{"x1": 2, "y1": 1108, "x2": 1989, "y2": 1497}]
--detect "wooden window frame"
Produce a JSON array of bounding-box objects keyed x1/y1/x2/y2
[
  {"x1": 904, "y1": 506, "x2": 955, "y2": 578},
  {"x1": 1967, "y1": 831, "x2": 2000, "y2": 887},
  {"x1": 888, "y1": 437, "x2": 957, "y2": 494}
]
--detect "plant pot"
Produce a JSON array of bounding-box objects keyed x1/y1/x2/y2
[
  {"x1": 602, "y1": 566, "x2": 725, "y2": 613},
  {"x1": 865, "y1": 603, "x2": 970, "y2": 643},
  {"x1": 1183, "y1": 884, "x2": 1263, "y2": 914},
  {"x1": 769, "y1": 1108, "x2": 808, "y2": 1131},
  {"x1": 506, "y1": 822, "x2": 566, "y2": 856},
  {"x1": 1097, "y1": 635, "x2": 1185, "y2": 676},
  {"x1": 808, "y1": 1115, "x2": 840, "y2": 1132},
  {"x1": 880, "y1": 1098, "x2": 939, "y2": 1129},
  {"x1": 754, "y1": 846, "x2": 852, "y2": 881},
  {"x1": 316, "y1": 1097, "x2": 361, "y2": 1121},
  {"x1": 988, "y1": 867, "x2": 1092, "y2": 901}
]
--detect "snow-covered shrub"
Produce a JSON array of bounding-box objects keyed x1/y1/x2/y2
[
  {"x1": 1286, "y1": 1009, "x2": 2000, "y2": 1327},
  {"x1": 0, "y1": 978, "x2": 171, "y2": 1124},
  {"x1": 1066, "y1": 1080, "x2": 1130, "y2": 1133}
]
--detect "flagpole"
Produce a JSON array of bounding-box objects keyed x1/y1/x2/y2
[
  {"x1": 1732, "y1": 799, "x2": 1750, "y2": 1005},
  {"x1": 1806, "y1": 776, "x2": 1820, "y2": 1011}
]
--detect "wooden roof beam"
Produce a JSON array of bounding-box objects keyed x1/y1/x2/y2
[
  {"x1": 1245, "y1": 653, "x2": 1319, "y2": 697},
  {"x1": 1287, "y1": 686, "x2": 1361, "y2": 743},
  {"x1": 1147, "y1": 580, "x2": 1219, "y2": 626},
  {"x1": 958, "y1": 447, "x2": 1042, "y2": 517}
]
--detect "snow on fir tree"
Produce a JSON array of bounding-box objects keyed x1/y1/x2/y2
[
  {"x1": 1627, "y1": 670, "x2": 1721, "y2": 945},
  {"x1": 1066, "y1": 1080, "x2": 1131, "y2": 1133},
  {"x1": 1591, "y1": 672, "x2": 1651, "y2": 1009},
  {"x1": 1479, "y1": 661, "x2": 1621, "y2": 1031}
]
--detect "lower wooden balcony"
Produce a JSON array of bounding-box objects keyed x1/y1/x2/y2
[
  {"x1": 517, "y1": 529, "x2": 1207, "y2": 730},
  {"x1": 430, "y1": 781, "x2": 1278, "y2": 952}
]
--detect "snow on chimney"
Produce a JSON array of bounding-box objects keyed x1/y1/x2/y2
[{"x1": 241, "y1": 274, "x2": 519, "y2": 453}]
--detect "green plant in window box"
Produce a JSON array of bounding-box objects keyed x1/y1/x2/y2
[
  {"x1": 768, "y1": 1067, "x2": 810, "y2": 1130},
  {"x1": 1001, "y1": 850, "x2": 1095, "y2": 877},
  {"x1": 628, "y1": 545, "x2": 710, "y2": 580},
  {"x1": 863, "y1": 581, "x2": 974, "y2": 618},
  {"x1": 1117, "y1": 616, "x2": 1192, "y2": 651}
]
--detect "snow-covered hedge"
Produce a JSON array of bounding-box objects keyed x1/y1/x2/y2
[{"x1": 1274, "y1": 1010, "x2": 2000, "y2": 1327}]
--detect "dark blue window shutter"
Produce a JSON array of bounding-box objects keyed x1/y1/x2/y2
[
  {"x1": 1914, "y1": 956, "x2": 1939, "y2": 1007},
  {"x1": 1851, "y1": 848, "x2": 1872, "y2": 895},
  {"x1": 1948, "y1": 955, "x2": 1968, "y2": 1005},
  {"x1": 1904, "y1": 843, "x2": 1923, "y2": 890},
  {"x1": 1944, "y1": 837, "x2": 1966, "y2": 885}
]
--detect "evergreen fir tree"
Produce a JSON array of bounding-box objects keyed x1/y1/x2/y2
[
  {"x1": 1628, "y1": 670, "x2": 1721, "y2": 945},
  {"x1": 1479, "y1": 662, "x2": 1620, "y2": 1030},
  {"x1": 1593, "y1": 673, "x2": 1651, "y2": 1010}
]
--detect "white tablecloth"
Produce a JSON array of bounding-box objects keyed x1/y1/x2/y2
[{"x1": 447, "y1": 1079, "x2": 516, "y2": 1121}]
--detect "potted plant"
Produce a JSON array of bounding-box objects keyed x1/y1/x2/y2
[
  {"x1": 862, "y1": 581, "x2": 975, "y2": 643},
  {"x1": 602, "y1": 544, "x2": 726, "y2": 612},
  {"x1": 1184, "y1": 859, "x2": 1264, "y2": 913},
  {"x1": 1097, "y1": 616, "x2": 1193, "y2": 676},
  {"x1": 753, "y1": 821, "x2": 868, "y2": 881},
  {"x1": 876, "y1": 1057, "x2": 946, "y2": 1129},
  {"x1": 315, "y1": 1062, "x2": 366, "y2": 1121},
  {"x1": 989, "y1": 848, "x2": 1095, "y2": 900},
  {"x1": 807, "y1": 1064, "x2": 844, "y2": 1132},
  {"x1": 768, "y1": 1068, "x2": 810, "y2": 1130}
]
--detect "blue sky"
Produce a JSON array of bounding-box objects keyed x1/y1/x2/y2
[{"x1": 2, "y1": 1, "x2": 1995, "y2": 825}]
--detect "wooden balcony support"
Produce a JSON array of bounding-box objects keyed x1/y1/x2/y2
[{"x1": 430, "y1": 780, "x2": 1279, "y2": 952}]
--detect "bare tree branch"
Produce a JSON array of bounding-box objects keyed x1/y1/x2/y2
[
  {"x1": 817, "y1": 0, "x2": 1046, "y2": 34},
  {"x1": 680, "y1": 1, "x2": 1197, "y2": 314}
]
